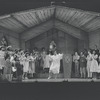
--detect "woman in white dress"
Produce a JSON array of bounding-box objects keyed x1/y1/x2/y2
[
  {"x1": 23, "y1": 53, "x2": 30, "y2": 80},
  {"x1": 48, "y1": 51, "x2": 63, "y2": 79},
  {"x1": 0, "y1": 47, "x2": 6, "y2": 75},
  {"x1": 43, "y1": 51, "x2": 52, "y2": 73},
  {"x1": 86, "y1": 50, "x2": 92, "y2": 78},
  {"x1": 90, "y1": 50, "x2": 98, "y2": 79}
]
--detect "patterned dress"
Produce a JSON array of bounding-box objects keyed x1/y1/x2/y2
[{"x1": 0, "y1": 50, "x2": 5, "y2": 69}]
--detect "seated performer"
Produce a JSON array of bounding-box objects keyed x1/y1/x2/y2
[
  {"x1": 1, "y1": 36, "x2": 8, "y2": 47},
  {"x1": 48, "y1": 51, "x2": 63, "y2": 79}
]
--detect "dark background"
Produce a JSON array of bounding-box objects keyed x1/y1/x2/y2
[
  {"x1": 0, "y1": 0, "x2": 100, "y2": 16},
  {"x1": 1, "y1": 82, "x2": 100, "y2": 100},
  {"x1": 1, "y1": 0, "x2": 100, "y2": 100}
]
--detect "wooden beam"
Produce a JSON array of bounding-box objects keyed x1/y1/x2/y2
[
  {"x1": 54, "y1": 20, "x2": 88, "y2": 40},
  {"x1": 21, "y1": 20, "x2": 54, "y2": 41},
  {"x1": 56, "y1": 18, "x2": 88, "y2": 33},
  {"x1": 20, "y1": 19, "x2": 89, "y2": 41},
  {"x1": 80, "y1": 16, "x2": 98, "y2": 28},
  {"x1": 0, "y1": 25, "x2": 19, "y2": 39},
  {"x1": 11, "y1": 15, "x2": 29, "y2": 29}
]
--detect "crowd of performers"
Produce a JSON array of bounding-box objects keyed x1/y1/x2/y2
[
  {"x1": 1, "y1": 37, "x2": 100, "y2": 82},
  {"x1": 72, "y1": 45, "x2": 100, "y2": 79},
  {"x1": 0, "y1": 40, "x2": 63, "y2": 82}
]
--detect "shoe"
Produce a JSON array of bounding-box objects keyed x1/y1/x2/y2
[
  {"x1": 25, "y1": 77, "x2": 28, "y2": 80},
  {"x1": 48, "y1": 77, "x2": 51, "y2": 79}
]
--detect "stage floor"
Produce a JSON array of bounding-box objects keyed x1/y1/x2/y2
[{"x1": 18, "y1": 78, "x2": 100, "y2": 83}]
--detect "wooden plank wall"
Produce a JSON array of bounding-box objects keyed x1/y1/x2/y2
[
  {"x1": 0, "y1": 26, "x2": 20, "y2": 49},
  {"x1": 89, "y1": 29, "x2": 100, "y2": 49},
  {"x1": 26, "y1": 29, "x2": 78, "y2": 54}
]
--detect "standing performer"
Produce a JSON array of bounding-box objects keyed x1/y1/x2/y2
[
  {"x1": 73, "y1": 52, "x2": 80, "y2": 78},
  {"x1": 97, "y1": 50, "x2": 100, "y2": 78},
  {"x1": 86, "y1": 50, "x2": 92, "y2": 78},
  {"x1": 0, "y1": 46, "x2": 6, "y2": 76},
  {"x1": 40, "y1": 50, "x2": 46, "y2": 71},
  {"x1": 48, "y1": 51, "x2": 63, "y2": 79},
  {"x1": 28, "y1": 53, "x2": 36, "y2": 78},
  {"x1": 15, "y1": 56, "x2": 23, "y2": 82},
  {"x1": 90, "y1": 50, "x2": 98, "y2": 79},
  {"x1": 97, "y1": 54, "x2": 100, "y2": 78},
  {"x1": 23, "y1": 53, "x2": 30, "y2": 80},
  {"x1": 43, "y1": 51, "x2": 52, "y2": 73},
  {"x1": 3, "y1": 53, "x2": 12, "y2": 82},
  {"x1": 79, "y1": 52, "x2": 87, "y2": 78},
  {"x1": 94, "y1": 45, "x2": 99, "y2": 55}
]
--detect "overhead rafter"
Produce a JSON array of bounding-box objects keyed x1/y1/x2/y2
[
  {"x1": 80, "y1": 16, "x2": 98, "y2": 28},
  {"x1": 0, "y1": 25, "x2": 19, "y2": 38},
  {"x1": 54, "y1": 20, "x2": 88, "y2": 40},
  {"x1": 56, "y1": 18, "x2": 88, "y2": 34},
  {"x1": 0, "y1": 5, "x2": 100, "y2": 34},
  {"x1": 11, "y1": 15, "x2": 29, "y2": 29},
  {"x1": 21, "y1": 20, "x2": 54, "y2": 41},
  {"x1": 20, "y1": 19, "x2": 88, "y2": 41}
]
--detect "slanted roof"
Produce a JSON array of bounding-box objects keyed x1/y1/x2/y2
[{"x1": 0, "y1": 6, "x2": 100, "y2": 34}]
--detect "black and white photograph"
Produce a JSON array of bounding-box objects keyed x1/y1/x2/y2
[
  {"x1": 0, "y1": 0, "x2": 100, "y2": 83},
  {"x1": 1, "y1": 0, "x2": 100, "y2": 100}
]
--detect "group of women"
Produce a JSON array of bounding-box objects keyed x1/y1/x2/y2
[
  {"x1": 0, "y1": 43, "x2": 64, "y2": 81},
  {"x1": 1, "y1": 37, "x2": 100, "y2": 82},
  {"x1": 73, "y1": 46, "x2": 100, "y2": 79}
]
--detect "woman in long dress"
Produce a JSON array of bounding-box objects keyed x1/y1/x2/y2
[
  {"x1": 73, "y1": 52, "x2": 80, "y2": 78},
  {"x1": 86, "y1": 50, "x2": 92, "y2": 78},
  {"x1": 79, "y1": 52, "x2": 87, "y2": 78},
  {"x1": 90, "y1": 50, "x2": 98, "y2": 79},
  {"x1": 43, "y1": 52, "x2": 51, "y2": 73},
  {"x1": 0, "y1": 47, "x2": 6, "y2": 75},
  {"x1": 48, "y1": 51, "x2": 63, "y2": 79},
  {"x1": 3, "y1": 53, "x2": 12, "y2": 82},
  {"x1": 97, "y1": 55, "x2": 100, "y2": 78},
  {"x1": 28, "y1": 53, "x2": 36, "y2": 78},
  {"x1": 23, "y1": 53, "x2": 30, "y2": 80}
]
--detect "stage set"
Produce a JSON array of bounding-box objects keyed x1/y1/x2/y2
[{"x1": 0, "y1": 5, "x2": 100, "y2": 83}]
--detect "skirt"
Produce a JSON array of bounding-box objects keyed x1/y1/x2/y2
[
  {"x1": 0, "y1": 57, "x2": 5, "y2": 69},
  {"x1": 23, "y1": 62, "x2": 29, "y2": 72},
  {"x1": 90, "y1": 60, "x2": 98, "y2": 72}
]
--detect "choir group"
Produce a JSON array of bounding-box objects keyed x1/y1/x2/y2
[
  {"x1": 72, "y1": 45, "x2": 100, "y2": 79},
  {"x1": 0, "y1": 40, "x2": 63, "y2": 82},
  {"x1": 0, "y1": 37, "x2": 100, "y2": 82}
]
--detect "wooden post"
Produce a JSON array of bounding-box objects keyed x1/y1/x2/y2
[{"x1": 63, "y1": 54, "x2": 72, "y2": 78}]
